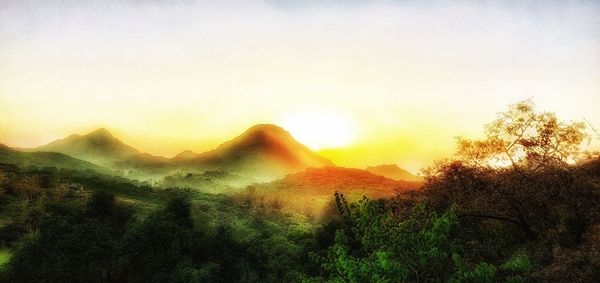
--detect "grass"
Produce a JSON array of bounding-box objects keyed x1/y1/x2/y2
[{"x1": 0, "y1": 249, "x2": 11, "y2": 266}]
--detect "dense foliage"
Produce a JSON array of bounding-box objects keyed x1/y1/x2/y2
[{"x1": 312, "y1": 194, "x2": 533, "y2": 282}]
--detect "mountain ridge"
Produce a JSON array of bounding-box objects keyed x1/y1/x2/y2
[
  {"x1": 365, "y1": 164, "x2": 423, "y2": 182},
  {"x1": 0, "y1": 143, "x2": 109, "y2": 173},
  {"x1": 29, "y1": 124, "x2": 335, "y2": 178}
]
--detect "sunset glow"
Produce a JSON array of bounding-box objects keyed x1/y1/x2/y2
[
  {"x1": 280, "y1": 111, "x2": 358, "y2": 150},
  {"x1": 1, "y1": 2, "x2": 600, "y2": 281},
  {"x1": 0, "y1": 1, "x2": 599, "y2": 172}
]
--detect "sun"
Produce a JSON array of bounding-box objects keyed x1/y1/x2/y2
[{"x1": 279, "y1": 111, "x2": 358, "y2": 150}]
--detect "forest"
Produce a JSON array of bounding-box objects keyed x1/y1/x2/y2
[{"x1": 0, "y1": 101, "x2": 599, "y2": 282}]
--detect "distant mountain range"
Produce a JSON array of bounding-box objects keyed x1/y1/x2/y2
[
  {"x1": 365, "y1": 164, "x2": 423, "y2": 182},
  {"x1": 21, "y1": 124, "x2": 332, "y2": 178},
  {"x1": 2, "y1": 124, "x2": 421, "y2": 189}
]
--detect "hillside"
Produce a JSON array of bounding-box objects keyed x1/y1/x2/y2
[
  {"x1": 365, "y1": 164, "x2": 423, "y2": 182},
  {"x1": 258, "y1": 166, "x2": 422, "y2": 198},
  {"x1": 0, "y1": 143, "x2": 108, "y2": 173}
]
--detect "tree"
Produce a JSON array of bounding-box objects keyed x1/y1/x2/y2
[
  {"x1": 1, "y1": 191, "x2": 134, "y2": 283},
  {"x1": 0, "y1": 171, "x2": 7, "y2": 199},
  {"x1": 455, "y1": 99, "x2": 589, "y2": 172},
  {"x1": 314, "y1": 195, "x2": 528, "y2": 282},
  {"x1": 122, "y1": 195, "x2": 196, "y2": 283},
  {"x1": 424, "y1": 100, "x2": 600, "y2": 281},
  {"x1": 425, "y1": 100, "x2": 599, "y2": 239}
]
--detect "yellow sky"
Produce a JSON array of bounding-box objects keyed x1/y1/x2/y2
[{"x1": 1, "y1": 1, "x2": 599, "y2": 173}]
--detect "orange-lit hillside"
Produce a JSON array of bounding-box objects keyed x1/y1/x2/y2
[{"x1": 267, "y1": 166, "x2": 422, "y2": 198}]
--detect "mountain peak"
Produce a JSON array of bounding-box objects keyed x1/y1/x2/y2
[
  {"x1": 217, "y1": 124, "x2": 300, "y2": 153},
  {"x1": 86, "y1": 128, "x2": 114, "y2": 138},
  {"x1": 188, "y1": 123, "x2": 334, "y2": 175},
  {"x1": 34, "y1": 128, "x2": 140, "y2": 166},
  {"x1": 172, "y1": 149, "x2": 200, "y2": 161},
  {"x1": 246, "y1": 123, "x2": 286, "y2": 132},
  {"x1": 241, "y1": 124, "x2": 291, "y2": 139},
  {"x1": 235, "y1": 124, "x2": 312, "y2": 150}
]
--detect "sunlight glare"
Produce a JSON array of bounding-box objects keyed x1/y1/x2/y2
[{"x1": 280, "y1": 112, "x2": 358, "y2": 150}]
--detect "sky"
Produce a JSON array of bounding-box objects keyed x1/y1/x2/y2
[{"x1": 1, "y1": 0, "x2": 599, "y2": 172}]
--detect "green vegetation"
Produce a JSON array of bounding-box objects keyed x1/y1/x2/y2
[
  {"x1": 0, "y1": 250, "x2": 10, "y2": 266},
  {"x1": 0, "y1": 100, "x2": 598, "y2": 282},
  {"x1": 0, "y1": 145, "x2": 109, "y2": 174},
  {"x1": 162, "y1": 170, "x2": 256, "y2": 193},
  {"x1": 312, "y1": 195, "x2": 531, "y2": 282}
]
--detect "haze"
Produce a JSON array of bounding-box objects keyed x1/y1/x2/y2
[{"x1": 1, "y1": 0, "x2": 599, "y2": 172}]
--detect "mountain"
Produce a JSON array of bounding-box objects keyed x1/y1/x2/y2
[
  {"x1": 180, "y1": 124, "x2": 334, "y2": 177},
  {"x1": 259, "y1": 166, "x2": 422, "y2": 199},
  {"x1": 32, "y1": 128, "x2": 147, "y2": 167},
  {"x1": 365, "y1": 164, "x2": 423, "y2": 182},
  {"x1": 30, "y1": 125, "x2": 334, "y2": 180},
  {"x1": 0, "y1": 143, "x2": 108, "y2": 172},
  {"x1": 0, "y1": 143, "x2": 11, "y2": 152},
  {"x1": 171, "y1": 150, "x2": 201, "y2": 162}
]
